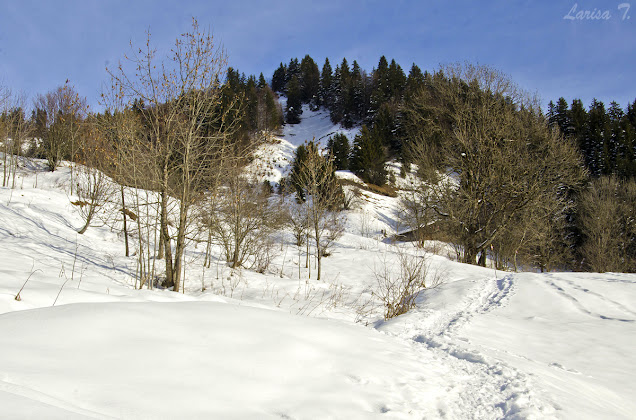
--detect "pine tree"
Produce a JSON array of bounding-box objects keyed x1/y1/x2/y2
[
  {"x1": 320, "y1": 58, "x2": 333, "y2": 108},
  {"x1": 607, "y1": 101, "x2": 624, "y2": 175},
  {"x1": 350, "y1": 60, "x2": 368, "y2": 122},
  {"x1": 338, "y1": 58, "x2": 353, "y2": 127},
  {"x1": 388, "y1": 59, "x2": 406, "y2": 99},
  {"x1": 370, "y1": 56, "x2": 390, "y2": 115},
  {"x1": 330, "y1": 64, "x2": 344, "y2": 124},
  {"x1": 618, "y1": 100, "x2": 636, "y2": 178},
  {"x1": 350, "y1": 125, "x2": 387, "y2": 185},
  {"x1": 285, "y1": 76, "x2": 303, "y2": 124},
  {"x1": 373, "y1": 102, "x2": 399, "y2": 155},
  {"x1": 244, "y1": 75, "x2": 258, "y2": 131},
  {"x1": 570, "y1": 99, "x2": 589, "y2": 171},
  {"x1": 327, "y1": 133, "x2": 350, "y2": 170},
  {"x1": 290, "y1": 143, "x2": 310, "y2": 201},
  {"x1": 287, "y1": 58, "x2": 300, "y2": 84},
  {"x1": 272, "y1": 63, "x2": 287, "y2": 93},
  {"x1": 300, "y1": 55, "x2": 320, "y2": 108},
  {"x1": 588, "y1": 99, "x2": 609, "y2": 176},
  {"x1": 555, "y1": 97, "x2": 571, "y2": 137},
  {"x1": 405, "y1": 64, "x2": 425, "y2": 101},
  {"x1": 258, "y1": 73, "x2": 267, "y2": 88}
]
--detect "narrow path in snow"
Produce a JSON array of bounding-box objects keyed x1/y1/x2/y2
[{"x1": 380, "y1": 274, "x2": 558, "y2": 419}]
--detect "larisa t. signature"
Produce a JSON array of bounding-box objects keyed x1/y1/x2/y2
[{"x1": 563, "y1": 3, "x2": 631, "y2": 21}]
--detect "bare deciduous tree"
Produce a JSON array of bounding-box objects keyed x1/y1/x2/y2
[
  {"x1": 207, "y1": 165, "x2": 282, "y2": 270},
  {"x1": 107, "y1": 18, "x2": 242, "y2": 292},
  {"x1": 34, "y1": 83, "x2": 87, "y2": 172},
  {"x1": 292, "y1": 142, "x2": 345, "y2": 280},
  {"x1": 1, "y1": 93, "x2": 32, "y2": 188},
  {"x1": 74, "y1": 120, "x2": 116, "y2": 234}
]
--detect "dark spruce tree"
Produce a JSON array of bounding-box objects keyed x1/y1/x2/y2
[
  {"x1": 387, "y1": 59, "x2": 406, "y2": 99},
  {"x1": 286, "y1": 58, "x2": 301, "y2": 85},
  {"x1": 569, "y1": 99, "x2": 589, "y2": 170},
  {"x1": 285, "y1": 75, "x2": 303, "y2": 124},
  {"x1": 587, "y1": 99, "x2": 609, "y2": 176},
  {"x1": 290, "y1": 143, "x2": 310, "y2": 201},
  {"x1": 405, "y1": 64, "x2": 425, "y2": 102},
  {"x1": 617, "y1": 100, "x2": 636, "y2": 178},
  {"x1": 350, "y1": 125, "x2": 387, "y2": 185},
  {"x1": 327, "y1": 133, "x2": 350, "y2": 170},
  {"x1": 320, "y1": 58, "x2": 333, "y2": 108},
  {"x1": 300, "y1": 55, "x2": 321, "y2": 108},
  {"x1": 370, "y1": 56, "x2": 390, "y2": 116},
  {"x1": 258, "y1": 73, "x2": 267, "y2": 88},
  {"x1": 272, "y1": 63, "x2": 287, "y2": 93},
  {"x1": 330, "y1": 64, "x2": 344, "y2": 124}
]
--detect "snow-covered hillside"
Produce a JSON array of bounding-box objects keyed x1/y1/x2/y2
[
  {"x1": 1, "y1": 107, "x2": 635, "y2": 419},
  {"x1": 246, "y1": 102, "x2": 361, "y2": 185}
]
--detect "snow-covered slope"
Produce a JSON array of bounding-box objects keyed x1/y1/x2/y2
[
  {"x1": 246, "y1": 102, "x2": 360, "y2": 185},
  {"x1": 1, "y1": 109, "x2": 635, "y2": 419}
]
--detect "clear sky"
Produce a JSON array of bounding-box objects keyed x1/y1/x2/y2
[{"x1": 1, "y1": 0, "x2": 635, "y2": 112}]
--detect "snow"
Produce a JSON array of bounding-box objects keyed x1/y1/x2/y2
[
  {"x1": 246, "y1": 102, "x2": 360, "y2": 185},
  {"x1": 1, "y1": 107, "x2": 635, "y2": 419},
  {"x1": 0, "y1": 302, "x2": 438, "y2": 419},
  {"x1": 280, "y1": 103, "x2": 361, "y2": 150}
]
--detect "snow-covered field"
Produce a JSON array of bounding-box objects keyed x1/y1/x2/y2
[{"x1": 1, "y1": 108, "x2": 635, "y2": 419}]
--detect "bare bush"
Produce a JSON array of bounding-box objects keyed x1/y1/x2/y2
[
  {"x1": 374, "y1": 247, "x2": 443, "y2": 320},
  {"x1": 206, "y1": 167, "x2": 282, "y2": 270}
]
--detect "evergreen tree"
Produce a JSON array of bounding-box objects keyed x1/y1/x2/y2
[
  {"x1": 373, "y1": 102, "x2": 399, "y2": 155},
  {"x1": 290, "y1": 141, "x2": 341, "y2": 205},
  {"x1": 405, "y1": 64, "x2": 425, "y2": 101},
  {"x1": 285, "y1": 76, "x2": 303, "y2": 124},
  {"x1": 287, "y1": 58, "x2": 301, "y2": 84},
  {"x1": 555, "y1": 97, "x2": 571, "y2": 137},
  {"x1": 300, "y1": 55, "x2": 320, "y2": 108},
  {"x1": 569, "y1": 99, "x2": 589, "y2": 170},
  {"x1": 244, "y1": 75, "x2": 258, "y2": 130},
  {"x1": 290, "y1": 143, "x2": 310, "y2": 201},
  {"x1": 330, "y1": 64, "x2": 344, "y2": 124},
  {"x1": 258, "y1": 73, "x2": 267, "y2": 89},
  {"x1": 272, "y1": 63, "x2": 287, "y2": 93},
  {"x1": 607, "y1": 101, "x2": 624, "y2": 175},
  {"x1": 320, "y1": 58, "x2": 333, "y2": 108},
  {"x1": 388, "y1": 59, "x2": 406, "y2": 98},
  {"x1": 370, "y1": 56, "x2": 390, "y2": 114},
  {"x1": 326, "y1": 133, "x2": 350, "y2": 170},
  {"x1": 350, "y1": 125, "x2": 387, "y2": 185},
  {"x1": 588, "y1": 99, "x2": 609, "y2": 176},
  {"x1": 618, "y1": 100, "x2": 636, "y2": 178},
  {"x1": 350, "y1": 60, "x2": 367, "y2": 122}
]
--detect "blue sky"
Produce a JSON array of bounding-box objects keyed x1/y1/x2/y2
[{"x1": 1, "y1": 0, "x2": 635, "y2": 112}]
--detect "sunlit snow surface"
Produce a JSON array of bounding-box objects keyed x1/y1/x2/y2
[{"x1": 1, "y1": 110, "x2": 635, "y2": 419}]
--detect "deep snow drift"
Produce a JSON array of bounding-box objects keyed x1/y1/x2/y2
[{"x1": 1, "y1": 107, "x2": 635, "y2": 419}]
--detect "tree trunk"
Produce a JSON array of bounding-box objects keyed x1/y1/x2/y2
[
  {"x1": 478, "y1": 251, "x2": 487, "y2": 267},
  {"x1": 463, "y1": 246, "x2": 478, "y2": 265},
  {"x1": 78, "y1": 202, "x2": 95, "y2": 234},
  {"x1": 161, "y1": 189, "x2": 174, "y2": 289},
  {"x1": 121, "y1": 186, "x2": 129, "y2": 257}
]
